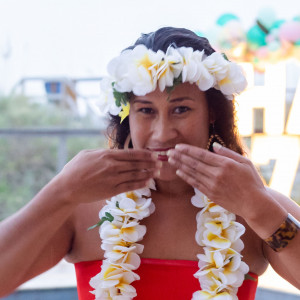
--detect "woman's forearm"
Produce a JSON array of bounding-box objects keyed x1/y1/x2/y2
[
  {"x1": 0, "y1": 175, "x2": 76, "y2": 296},
  {"x1": 245, "y1": 189, "x2": 300, "y2": 288}
]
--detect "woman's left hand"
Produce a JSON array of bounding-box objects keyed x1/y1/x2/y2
[{"x1": 167, "y1": 143, "x2": 268, "y2": 218}]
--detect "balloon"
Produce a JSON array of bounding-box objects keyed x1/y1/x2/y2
[
  {"x1": 279, "y1": 21, "x2": 300, "y2": 42},
  {"x1": 216, "y1": 13, "x2": 239, "y2": 26},
  {"x1": 257, "y1": 7, "x2": 277, "y2": 30},
  {"x1": 266, "y1": 33, "x2": 276, "y2": 43},
  {"x1": 256, "y1": 46, "x2": 269, "y2": 58},
  {"x1": 293, "y1": 16, "x2": 300, "y2": 22},
  {"x1": 295, "y1": 39, "x2": 300, "y2": 46},
  {"x1": 223, "y1": 20, "x2": 245, "y2": 40},
  {"x1": 268, "y1": 40, "x2": 281, "y2": 51},
  {"x1": 247, "y1": 25, "x2": 267, "y2": 49},
  {"x1": 271, "y1": 19, "x2": 285, "y2": 30},
  {"x1": 195, "y1": 30, "x2": 205, "y2": 37}
]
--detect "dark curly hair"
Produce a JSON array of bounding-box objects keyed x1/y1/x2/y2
[{"x1": 107, "y1": 27, "x2": 245, "y2": 155}]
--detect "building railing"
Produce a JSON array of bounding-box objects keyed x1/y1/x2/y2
[{"x1": 0, "y1": 128, "x2": 105, "y2": 173}]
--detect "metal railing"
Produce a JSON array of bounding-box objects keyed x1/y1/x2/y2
[{"x1": 0, "y1": 128, "x2": 105, "y2": 172}]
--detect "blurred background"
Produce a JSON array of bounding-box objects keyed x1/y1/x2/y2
[{"x1": 0, "y1": 0, "x2": 300, "y2": 299}]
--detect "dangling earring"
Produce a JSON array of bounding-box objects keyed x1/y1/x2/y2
[
  {"x1": 206, "y1": 123, "x2": 226, "y2": 152},
  {"x1": 124, "y1": 133, "x2": 132, "y2": 150}
]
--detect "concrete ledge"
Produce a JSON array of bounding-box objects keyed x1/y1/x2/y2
[
  {"x1": 1, "y1": 288, "x2": 78, "y2": 300},
  {"x1": 256, "y1": 288, "x2": 300, "y2": 300},
  {"x1": 2, "y1": 287, "x2": 300, "y2": 300}
]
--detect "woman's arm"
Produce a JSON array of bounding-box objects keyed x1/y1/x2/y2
[
  {"x1": 261, "y1": 188, "x2": 300, "y2": 288},
  {"x1": 0, "y1": 148, "x2": 157, "y2": 297},
  {"x1": 0, "y1": 175, "x2": 75, "y2": 297},
  {"x1": 167, "y1": 143, "x2": 300, "y2": 288}
]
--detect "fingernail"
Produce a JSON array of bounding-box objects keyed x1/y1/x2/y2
[
  {"x1": 213, "y1": 142, "x2": 222, "y2": 151},
  {"x1": 168, "y1": 157, "x2": 175, "y2": 164},
  {"x1": 156, "y1": 161, "x2": 163, "y2": 168},
  {"x1": 167, "y1": 149, "x2": 174, "y2": 156},
  {"x1": 154, "y1": 170, "x2": 160, "y2": 177},
  {"x1": 176, "y1": 169, "x2": 182, "y2": 176},
  {"x1": 151, "y1": 152, "x2": 159, "y2": 159},
  {"x1": 146, "y1": 179, "x2": 152, "y2": 188}
]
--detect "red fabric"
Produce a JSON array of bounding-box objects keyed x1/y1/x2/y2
[{"x1": 74, "y1": 258, "x2": 258, "y2": 300}]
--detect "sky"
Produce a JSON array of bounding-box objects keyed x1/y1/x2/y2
[{"x1": 0, "y1": 0, "x2": 300, "y2": 94}]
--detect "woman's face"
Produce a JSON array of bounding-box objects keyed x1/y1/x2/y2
[{"x1": 129, "y1": 82, "x2": 211, "y2": 181}]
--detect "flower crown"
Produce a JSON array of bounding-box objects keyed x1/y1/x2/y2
[{"x1": 99, "y1": 45, "x2": 247, "y2": 122}]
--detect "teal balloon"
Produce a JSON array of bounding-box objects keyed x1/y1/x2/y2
[
  {"x1": 247, "y1": 25, "x2": 267, "y2": 48},
  {"x1": 271, "y1": 19, "x2": 285, "y2": 30},
  {"x1": 293, "y1": 16, "x2": 300, "y2": 22},
  {"x1": 216, "y1": 13, "x2": 239, "y2": 26},
  {"x1": 195, "y1": 30, "x2": 205, "y2": 37},
  {"x1": 295, "y1": 39, "x2": 300, "y2": 46},
  {"x1": 257, "y1": 7, "x2": 277, "y2": 30}
]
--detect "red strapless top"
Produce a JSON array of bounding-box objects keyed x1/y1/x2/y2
[{"x1": 75, "y1": 258, "x2": 258, "y2": 300}]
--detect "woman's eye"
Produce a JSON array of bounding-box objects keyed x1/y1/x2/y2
[
  {"x1": 138, "y1": 107, "x2": 155, "y2": 114},
  {"x1": 173, "y1": 106, "x2": 191, "y2": 114}
]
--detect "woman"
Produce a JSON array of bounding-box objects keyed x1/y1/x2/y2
[{"x1": 0, "y1": 27, "x2": 299, "y2": 300}]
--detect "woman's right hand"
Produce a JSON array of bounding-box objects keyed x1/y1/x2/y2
[{"x1": 56, "y1": 149, "x2": 158, "y2": 205}]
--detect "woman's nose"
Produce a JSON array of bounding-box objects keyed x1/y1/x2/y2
[{"x1": 151, "y1": 116, "x2": 178, "y2": 144}]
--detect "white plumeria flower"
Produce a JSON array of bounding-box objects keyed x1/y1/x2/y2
[
  {"x1": 179, "y1": 47, "x2": 204, "y2": 83},
  {"x1": 106, "y1": 194, "x2": 153, "y2": 220},
  {"x1": 203, "y1": 52, "x2": 229, "y2": 82},
  {"x1": 99, "y1": 77, "x2": 122, "y2": 116},
  {"x1": 107, "y1": 49, "x2": 134, "y2": 94},
  {"x1": 217, "y1": 62, "x2": 247, "y2": 99},
  {"x1": 100, "y1": 219, "x2": 146, "y2": 244},
  {"x1": 230, "y1": 239, "x2": 245, "y2": 253},
  {"x1": 191, "y1": 188, "x2": 207, "y2": 208},
  {"x1": 135, "y1": 178, "x2": 156, "y2": 195},
  {"x1": 156, "y1": 46, "x2": 183, "y2": 91},
  {"x1": 102, "y1": 245, "x2": 141, "y2": 270},
  {"x1": 90, "y1": 263, "x2": 139, "y2": 299},
  {"x1": 192, "y1": 290, "x2": 234, "y2": 300},
  {"x1": 100, "y1": 262, "x2": 139, "y2": 288},
  {"x1": 102, "y1": 242, "x2": 144, "y2": 255},
  {"x1": 124, "y1": 45, "x2": 161, "y2": 96},
  {"x1": 201, "y1": 225, "x2": 236, "y2": 249},
  {"x1": 219, "y1": 259, "x2": 249, "y2": 287},
  {"x1": 195, "y1": 211, "x2": 237, "y2": 247}
]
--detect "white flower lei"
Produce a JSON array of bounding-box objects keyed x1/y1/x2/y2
[
  {"x1": 98, "y1": 45, "x2": 247, "y2": 119},
  {"x1": 89, "y1": 181, "x2": 249, "y2": 300}
]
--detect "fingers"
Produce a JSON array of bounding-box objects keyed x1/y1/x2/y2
[
  {"x1": 117, "y1": 169, "x2": 155, "y2": 184},
  {"x1": 167, "y1": 147, "x2": 217, "y2": 195},
  {"x1": 175, "y1": 168, "x2": 210, "y2": 196},
  {"x1": 108, "y1": 149, "x2": 155, "y2": 162},
  {"x1": 117, "y1": 160, "x2": 159, "y2": 174},
  {"x1": 168, "y1": 150, "x2": 214, "y2": 179},
  {"x1": 174, "y1": 144, "x2": 219, "y2": 167},
  {"x1": 115, "y1": 179, "x2": 151, "y2": 194},
  {"x1": 212, "y1": 142, "x2": 247, "y2": 163}
]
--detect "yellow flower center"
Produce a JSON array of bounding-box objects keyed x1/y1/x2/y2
[{"x1": 126, "y1": 192, "x2": 138, "y2": 201}]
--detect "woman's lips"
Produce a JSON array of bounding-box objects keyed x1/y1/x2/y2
[{"x1": 150, "y1": 149, "x2": 172, "y2": 161}]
